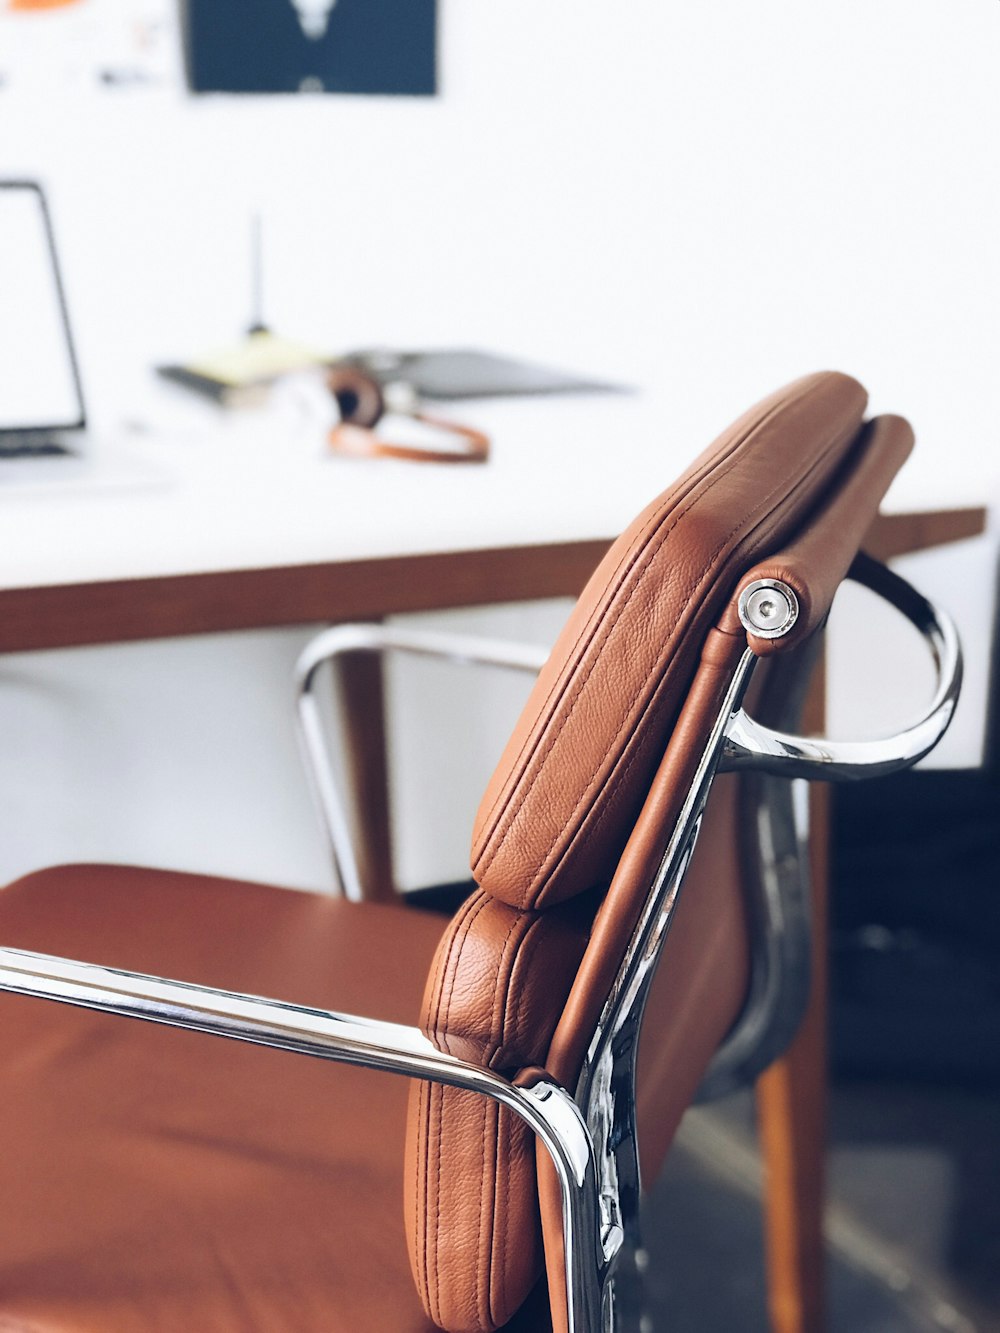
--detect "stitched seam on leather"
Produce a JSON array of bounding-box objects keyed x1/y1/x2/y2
[
  {"x1": 414, "y1": 1084, "x2": 428, "y2": 1312},
  {"x1": 476, "y1": 1091, "x2": 492, "y2": 1331},
  {"x1": 476, "y1": 910, "x2": 530, "y2": 1327},
  {"x1": 474, "y1": 388, "x2": 847, "y2": 892},
  {"x1": 488, "y1": 913, "x2": 546, "y2": 1068},
  {"x1": 480, "y1": 409, "x2": 855, "y2": 906},
  {"x1": 470, "y1": 391, "x2": 802, "y2": 858},
  {"x1": 430, "y1": 893, "x2": 489, "y2": 1325},
  {"x1": 430, "y1": 891, "x2": 483, "y2": 1035},
  {"x1": 429, "y1": 1085, "x2": 444, "y2": 1326},
  {"x1": 492, "y1": 916, "x2": 547, "y2": 1322},
  {"x1": 422, "y1": 1084, "x2": 435, "y2": 1321},
  {"x1": 416, "y1": 892, "x2": 481, "y2": 1319},
  {"x1": 499, "y1": 1107, "x2": 511, "y2": 1327},
  {"x1": 473, "y1": 480, "x2": 712, "y2": 893},
  {"x1": 471, "y1": 396, "x2": 792, "y2": 855},
  {"x1": 424, "y1": 1085, "x2": 436, "y2": 1318},
  {"x1": 539, "y1": 430, "x2": 855, "y2": 886},
  {"x1": 516, "y1": 414, "x2": 861, "y2": 907},
  {"x1": 540, "y1": 429, "x2": 858, "y2": 898},
  {"x1": 418, "y1": 910, "x2": 454, "y2": 1319},
  {"x1": 419, "y1": 891, "x2": 478, "y2": 1293},
  {"x1": 489, "y1": 914, "x2": 533, "y2": 1059},
  {"x1": 470, "y1": 451, "x2": 716, "y2": 852},
  {"x1": 440, "y1": 893, "x2": 491, "y2": 1055},
  {"x1": 489, "y1": 913, "x2": 550, "y2": 1325}
]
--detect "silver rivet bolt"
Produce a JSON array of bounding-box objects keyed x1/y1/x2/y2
[{"x1": 738, "y1": 579, "x2": 799, "y2": 639}]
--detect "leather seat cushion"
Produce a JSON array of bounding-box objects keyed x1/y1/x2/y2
[{"x1": 0, "y1": 864, "x2": 553, "y2": 1333}]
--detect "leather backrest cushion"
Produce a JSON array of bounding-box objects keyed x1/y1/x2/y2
[
  {"x1": 412, "y1": 372, "x2": 873, "y2": 1333},
  {"x1": 470, "y1": 371, "x2": 869, "y2": 911}
]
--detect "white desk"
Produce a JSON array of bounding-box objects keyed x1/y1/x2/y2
[{"x1": 0, "y1": 383, "x2": 987, "y2": 646}]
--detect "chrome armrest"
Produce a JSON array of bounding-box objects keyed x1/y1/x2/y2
[
  {"x1": 294, "y1": 623, "x2": 548, "y2": 901},
  {"x1": 0, "y1": 943, "x2": 607, "y2": 1333},
  {"x1": 702, "y1": 556, "x2": 962, "y2": 1095},
  {"x1": 720, "y1": 553, "x2": 963, "y2": 782}
]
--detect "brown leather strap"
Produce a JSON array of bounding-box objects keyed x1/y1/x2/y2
[{"x1": 328, "y1": 413, "x2": 490, "y2": 465}]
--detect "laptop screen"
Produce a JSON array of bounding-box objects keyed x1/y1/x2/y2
[{"x1": 0, "y1": 182, "x2": 85, "y2": 433}]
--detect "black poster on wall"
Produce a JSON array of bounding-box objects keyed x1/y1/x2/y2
[{"x1": 182, "y1": 0, "x2": 437, "y2": 96}]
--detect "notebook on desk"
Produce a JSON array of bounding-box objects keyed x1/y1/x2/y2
[{"x1": 0, "y1": 180, "x2": 159, "y2": 494}]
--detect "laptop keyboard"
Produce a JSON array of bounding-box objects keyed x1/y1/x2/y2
[{"x1": 0, "y1": 434, "x2": 72, "y2": 459}]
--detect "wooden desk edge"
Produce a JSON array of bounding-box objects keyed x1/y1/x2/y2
[
  {"x1": 0, "y1": 507, "x2": 986, "y2": 657},
  {"x1": 0, "y1": 540, "x2": 613, "y2": 655}
]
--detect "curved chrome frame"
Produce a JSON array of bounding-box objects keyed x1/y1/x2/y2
[
  {"x1": 0, "y1": 556, "x2": 962, "y2": 1332},
  {"x1": 0, "y1": 946, "x2": 607, "y2": 1332},
  {"x1": 574, "y1": 644, "x2": 760, "y2": 1321},
  {"x1": 705, "y1": 553, "x2": 964, "y2": 1093},
  {"x1": 721, "y1": 553, "x2": 963, "y2": 782},
  {"x1": 697, "y1": 769, "x2": 814, "y2": 1098},
  {"x1": 295, "y1": 623, "x2": 549, "y2": 902},
  {"x1": 699, "y1": 632, "x2": 822, "y2": 1098}
]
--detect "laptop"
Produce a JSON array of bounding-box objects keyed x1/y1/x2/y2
[
  {"x1": 0, "y1": 180, "x2": 89, "y2": 460},
  {"x1": 0, "y1": 179, "x2": 162, "y2": 492}
]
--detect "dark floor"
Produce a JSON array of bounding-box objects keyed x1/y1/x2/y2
[{"x1": 641, "y1": 1081, "x2": 999, "y2": 1332}]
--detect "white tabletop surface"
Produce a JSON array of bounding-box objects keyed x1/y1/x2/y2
[{"x1": 0, "y1": 375, "x2": 993, "y2": 594}]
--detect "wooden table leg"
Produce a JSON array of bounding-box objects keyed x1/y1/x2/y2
[
  {"x1": 334, "y1": 641, "x2": 396, "y2": 903},
  {"x1": 756, "y1": 660, "x2": 830, "y2": 1333},
  {"x1": 752, "y1": 507, "x2": 987, "y2": 1332}
]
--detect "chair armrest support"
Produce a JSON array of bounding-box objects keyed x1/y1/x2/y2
[
  {"x1": 721, "y1": 555, "x2": 962, "y2": 781},
  {"x1": 0, "y1": 943, "x2": 607, "y2": 1333},
  {"x1": 295, "y1": 623, "x2": 548, "y2": 900}
]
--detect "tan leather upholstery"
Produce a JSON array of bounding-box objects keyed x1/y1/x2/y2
[
  {"x1": 0, "y1": 372, "x2": 920, "y2": 1333},
  {"x1": 404, "y1": 891, "x2": 590, "y2": 1332},
  {"x1": 471, "y1": 371, "x2": 867, "y2": 912},
  {"x1": 635, "y1": 773, "x2": 752, "y2": 1175},
  {"x1": 732, "y1": 413, "x2": 915, "y2": 655},
  {"x1": 0, "y1": 865, "x2": 453, "y2": 1333},
  {"x1": 410, "y1": 371, "x2": 918, "y2": 1333},
  {"x1": 540, "y1": 626, "x2": 753, "y2": 1333}
]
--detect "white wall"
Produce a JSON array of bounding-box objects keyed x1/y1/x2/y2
[{"x1": 0, "y1": 2, "x2": 997, "y2": 891}]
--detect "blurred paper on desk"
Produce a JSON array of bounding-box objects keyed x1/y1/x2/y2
[
  {"x1": 341, "y1": 349, "x2": 627, "y2": 402},
  {"x1": 157, "y1": 331, "x2": 334, "y2": 408}
]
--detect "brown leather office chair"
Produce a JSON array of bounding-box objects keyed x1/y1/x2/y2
[{"x1": 0, "y1": 372, "x2": 961, "y2": 1332}]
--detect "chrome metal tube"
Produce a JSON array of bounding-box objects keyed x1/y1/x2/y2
[
  {"x1": 720, "y1": 554, "x2": 963, "y2": 782},
  {"x1": 575, "y1": 645, "x2": 760, "y2": 1259},
  {"x1": 296, "y1": 623, "x2": 551, "y2": 684},
  {"x1": 294, "y1": 622, "x2": 548, "y2": 900},
  {"x1": 0, "y1": 945, "x2": 604, "y2": 1332}
]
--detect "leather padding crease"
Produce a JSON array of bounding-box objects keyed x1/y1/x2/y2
[{"x1": 404, "y1": 891, "x2": 589, "y2": 1333}]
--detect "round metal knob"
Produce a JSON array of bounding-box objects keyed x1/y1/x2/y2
[{"x1": 737, "y1": 579, "x2": 799, "y2": 639}]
